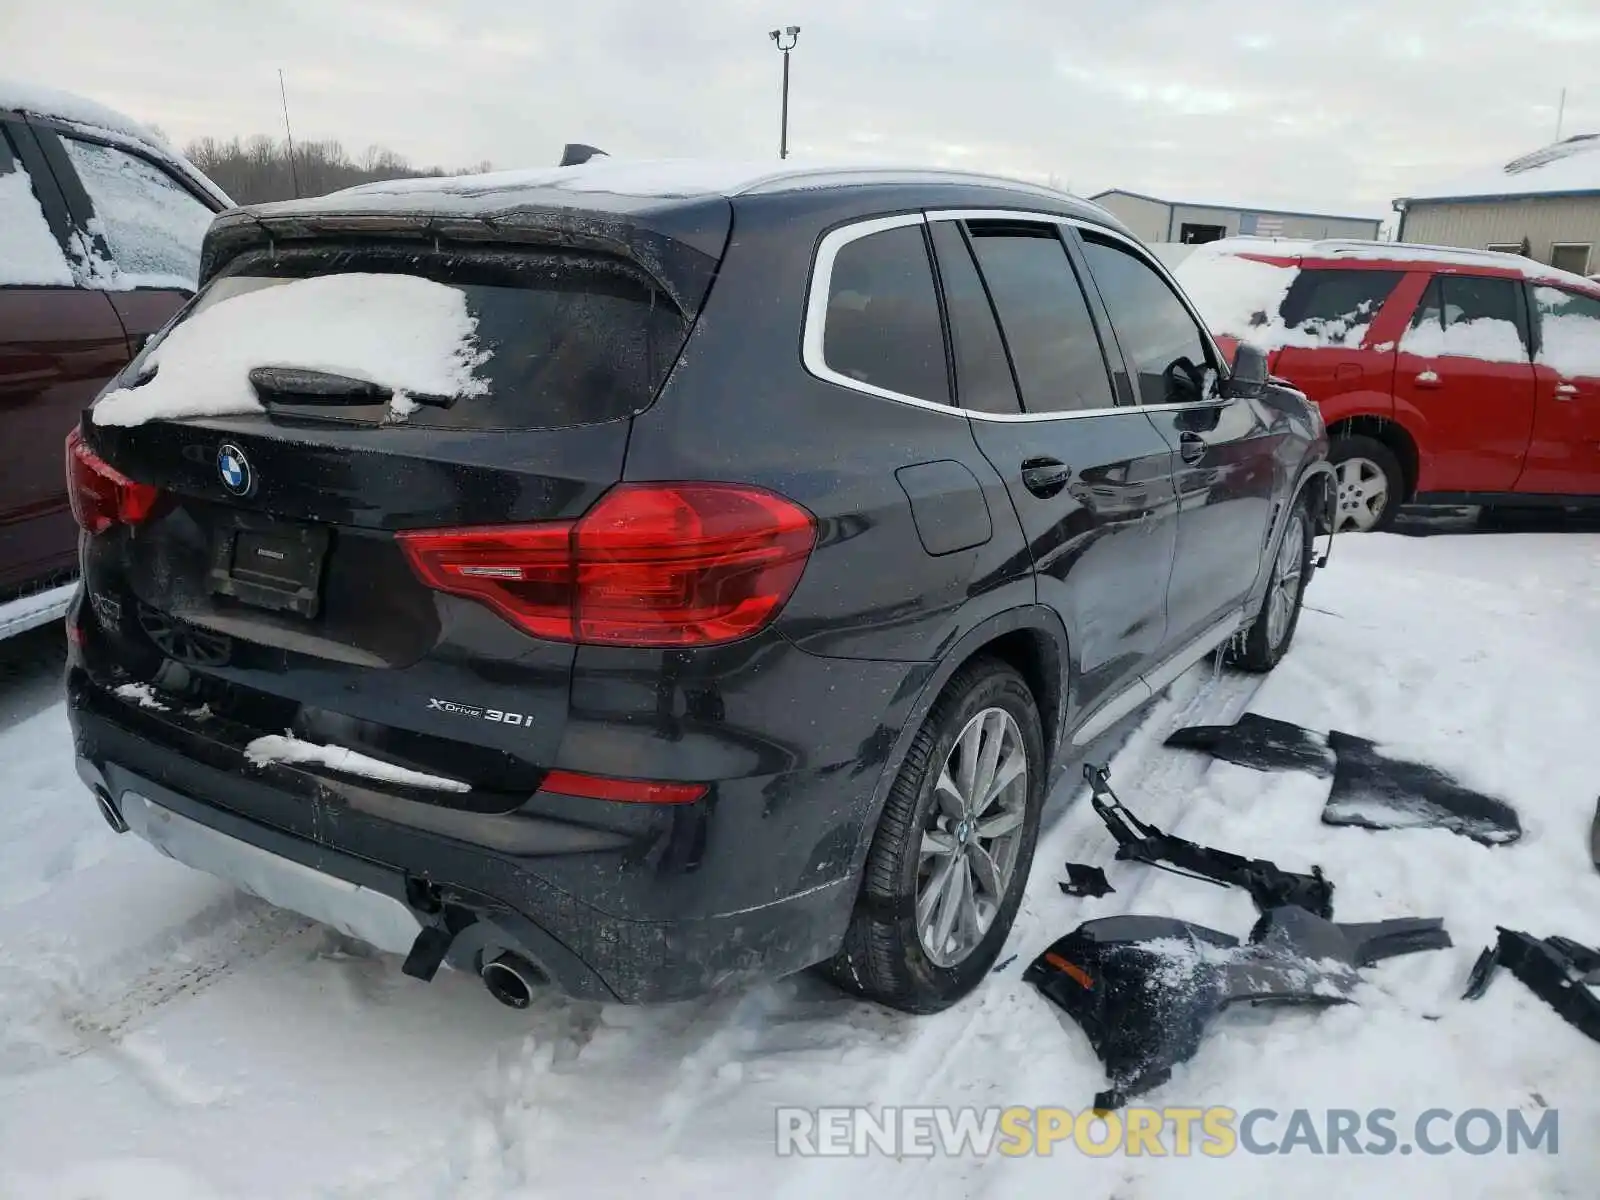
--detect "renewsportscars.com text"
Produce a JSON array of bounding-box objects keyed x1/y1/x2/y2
[{"x1": 775, "y1": 1105, "x2": 1559, "y2": 1158}]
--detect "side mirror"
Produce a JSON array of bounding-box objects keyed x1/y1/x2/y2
[{"x1": 1226, "y1": 343, "x2": 1268, "y2": 399}]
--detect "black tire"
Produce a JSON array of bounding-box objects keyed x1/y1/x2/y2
[
  {"x1": 1329, "y1": 434, "x2": 1404, "y2": 533},
  {"x1": 1226, "y1": 492, "x2": 1314, "y2": 673},
  {"x1": 825, "y1": 657, "x2": 1044, "y2": 1014}
]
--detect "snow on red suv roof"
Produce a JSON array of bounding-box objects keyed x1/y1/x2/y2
[
  {"x1": 1205, "y1": 236, "x2": 1600, "y2": 286},
  {"x1": 1177, "y1": 236, "x2": 1600, "y2": 346}
]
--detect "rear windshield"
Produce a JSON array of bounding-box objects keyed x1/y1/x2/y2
[{"x1": 188, "y1": 243, "x2": 689, "y2": 430}]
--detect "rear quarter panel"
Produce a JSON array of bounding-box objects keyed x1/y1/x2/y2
[{"x1": 622, "y1": 189, "x2": 1037, "y2": 667}]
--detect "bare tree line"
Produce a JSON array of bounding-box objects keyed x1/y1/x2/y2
[{"x1": 182, "y1": 135, "x2": 492, "y2": 204}]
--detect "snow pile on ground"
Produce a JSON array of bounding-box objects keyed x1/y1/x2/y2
[
  {"x1": 245, "y1": 732, "x2": 470, "y2": 793},
  {"x1": 0, "y1": 165, "x2": 75, "y2": 287},
  {"x1": 91, "y1": 273, "x2": 491, "y2": 427},
  {"x1": 1, "y1": 532, "x2": 1598, "y2": 1197}
]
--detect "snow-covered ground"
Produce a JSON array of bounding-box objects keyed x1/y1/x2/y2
[{"x1": 2, "y1": 529, "x2": 1597, "y2": 1199}]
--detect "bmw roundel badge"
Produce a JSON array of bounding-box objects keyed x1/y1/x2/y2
[{"x1": 217, "y1": 443, "x2": 254, "y2": 496}]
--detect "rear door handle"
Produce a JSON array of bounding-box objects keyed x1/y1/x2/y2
[
  {"x1": 1414, "y1": 369, "x2": 1442, "y2": 388},
  {"x1": 1178, "y1": 432, "x2": 1207, "y2": 464},
  {"x1": 1555, "y1": 382, "x2": 1579, "y2": 398},
  {"x1": 1020, "y1": 457, "x2": 1073, "y2": 498}
]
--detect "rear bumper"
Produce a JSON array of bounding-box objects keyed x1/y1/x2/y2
[{"x1": 68, "y1": 667, "x2": 866, "y2": 1003}]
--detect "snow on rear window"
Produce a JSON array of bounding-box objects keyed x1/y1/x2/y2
[
  {"x1": 61, "y1": 136, "x2": 212, "y2": 290},
  {"x1": 1275, "y1": 270, "x2": 1403, "y2": 349},
  {"x1": 0, "y1": 156, "x2": 72, "y2": 286},
  {"x1": 1534, "y1": 286, "x2": 1600, "y2": 378},
  {"x1": 1173, "y1": 245, "x2": 1296, "y2": 346},
  {"x1": 90, "y1": 272, "x2": 490, "y2": 427}
]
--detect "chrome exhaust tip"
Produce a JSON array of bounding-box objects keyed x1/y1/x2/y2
[
  {"x1": 481, "y1": 952, "x2": 541, "y2": 1009},
  {"x1": 94, "y1": 787, "x2": 129, "y2": 835}
]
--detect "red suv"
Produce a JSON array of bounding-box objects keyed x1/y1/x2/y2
[
  {"x1": 1177, "y1": 238, "x2": 1600, "y2": 530},
  {"x1": 0, "y1": 82, "x2": 230, "y2": 637}
]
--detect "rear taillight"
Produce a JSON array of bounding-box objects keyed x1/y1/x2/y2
[
  {"x1": 539, "y1": 769, "x2": 706, "y2": 804},
  {"x1": 398, "y1": 483, "x2": 816, "y2": 647},
  {"x1": 66, "y1": 428, "x2": 161, "y2": 535}
]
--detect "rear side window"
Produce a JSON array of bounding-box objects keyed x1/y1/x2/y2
[
  {"x1": 1533, "y1": 285, "x2": 1600, "y2": 377},
  {"x1": 134, "y1": 243, "x2": 689, "y2": 430},
  {"x1": 967, "y1": 226, "x2": 1114, "y2": 414},
  {"x1": 60, "y1": 136, "x2": 213, "y2": 289},
  {"x1": 1278, "y1": 269, "x2": 1402, "y2": 345},
  {"x1": 1404, "y1": 274, "x2": 1529, "y2": 363},
  {"x1": 928, "y1": 220, "x2": 1021, "y2": 414},
  {"x1": 822, "y1": 223, "x2": 949, "y2": 403},
  {"x1": 1079, "y1": 230, "x2": 1214, "y2": 406},
  {"x1": 0, "y1": 125, "x2": 73, "y2": 287}
]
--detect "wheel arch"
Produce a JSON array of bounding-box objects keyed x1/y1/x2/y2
[
  {"x1": 1328, "y1": 414, "x2": 1420, "y2": 502},
  {"x1": 845, "y1": 605, "x2": 1072, "y2": 877},
  {"x1": 1244, "y1": 458, "x2": 1336, "y2": 615}
]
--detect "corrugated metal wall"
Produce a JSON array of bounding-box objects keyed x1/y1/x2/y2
[
  {"x1": 1168, "y1": 204, "x2": 1382, "y2": 241},
  {"x1": 1090, "y1": 193, "x2": 1170, "y2": 242},
  {"x1": 1092, "y1": 192, "x2": 1383, "y2": 245},
  {"x1": 1401, "y1": 196, "x2": 1600, "y2": 270}
]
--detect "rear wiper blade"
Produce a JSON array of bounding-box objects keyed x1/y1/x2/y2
[{"x1": 248, "y1": 366, "x2": 454, "y2": 408}]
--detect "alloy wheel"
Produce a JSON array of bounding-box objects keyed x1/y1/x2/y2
[
  {"x1": 1266, "y1": 510, "x2": 1308, "y2": 649},
  {"x1": 915, "y1": 706, "x2": 1029, "y2": 967},
  {"x1": 1334, "y1": 457, "x2": 1389, "y2": 532}
]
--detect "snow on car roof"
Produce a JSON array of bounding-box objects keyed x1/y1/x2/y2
[
  {"x1": 1196, "y1": 235, "x2": 1600, "y2": 292},
  {"x1": 1399, "y1": 133, "x2": 1600, "y2": 202},
  {"x1": 0, "y1": 77, "x2": 169, "y2": 152},
  {"x1": 0, "y1": 77, "x2": 233, "y2": 208},
  {"x1": 336, "y1": 156, "x2": 1088, "y2": 205}
]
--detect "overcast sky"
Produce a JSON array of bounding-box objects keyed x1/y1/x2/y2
[{"x1": 6, "y1": 0, "x2": 1599, "y2": 216}]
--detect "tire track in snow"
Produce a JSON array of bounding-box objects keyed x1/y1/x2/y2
[{"x1": 0, "y1": 898, "x2": 310, "y2": 1076}]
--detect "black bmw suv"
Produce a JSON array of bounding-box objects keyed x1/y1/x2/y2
[{"x1": 65, "y1": 162, "x2": 1331, "y2": 1014}]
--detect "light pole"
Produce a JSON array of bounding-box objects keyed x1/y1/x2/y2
[{"x1": 769, "y1": 26, "x2": 801, "y2": 159}]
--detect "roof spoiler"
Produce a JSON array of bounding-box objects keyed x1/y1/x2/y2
[{"x1": 196, "y1": 198, "x2": 726, "y2": 319}]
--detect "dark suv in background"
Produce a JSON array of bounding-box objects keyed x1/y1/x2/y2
[
  {"x1": 0, "y1": 83, "x2": 229, "y2": 638},
  {"x1": 66, "y1": 162, "x2": 1331, "y2": 1013}
]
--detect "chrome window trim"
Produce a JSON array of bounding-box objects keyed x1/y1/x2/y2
[{"x1": 801, "y1": 207, "x2": 1233, "y2": 424}]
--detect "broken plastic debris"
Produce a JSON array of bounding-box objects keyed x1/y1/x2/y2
[
  {"x1": 1027, "y1": 906, "x2": 1451, "y2": 1109},
  {"x1": 1085, "y1": 762, "x2": 1335, "y2": 917},
  {"x1": 1164, "y1": 714, "x2": 1522, "y2": 846},
  {"x1": 1059, "y1": 862, "x2": 1115, "y2": 898},
  {"x1": 1463, "y1": 928, "x2": 1600, "y2": 1044}
]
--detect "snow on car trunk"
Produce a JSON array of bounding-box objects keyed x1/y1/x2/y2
[
  {"x1": 1, "y1": 531, "x2": 1598, "y2": 1198},
  {"x1": 90, "y1": 272, "x2": 491, "y2": 427}
]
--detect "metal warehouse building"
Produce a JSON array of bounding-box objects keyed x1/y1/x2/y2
[
  {"x1": 1395, "y1": 134, "x2": 1600, "y2": 275},
  {"x1": 1087, "y1": 190, "x2": 1382, "y2": 245}
]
